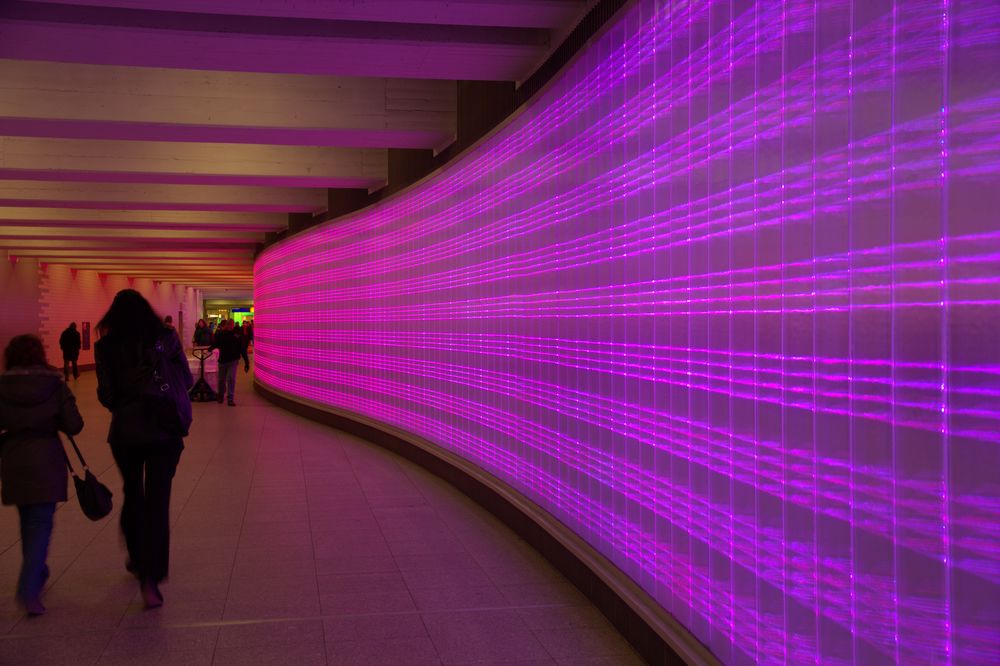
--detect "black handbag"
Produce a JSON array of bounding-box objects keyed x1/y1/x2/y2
[{"x1": 63, "y1": 434, "x2": 113, "y2": 521}]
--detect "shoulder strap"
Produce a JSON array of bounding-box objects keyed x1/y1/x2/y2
[{"x1": 62, "y1": 433, "x2": 88, "y2": 477}]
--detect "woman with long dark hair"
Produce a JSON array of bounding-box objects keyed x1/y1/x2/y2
[
  {"x1": 192, "y1": 318, "x2": 212, "y2": 347},
  {"x1": 95, "y1": 289, "x2": 192, "y2": 608},
  {"x1": 0, "y1": 334, "x2": 84, "y2": 615}
]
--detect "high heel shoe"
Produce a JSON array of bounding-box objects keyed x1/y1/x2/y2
[{"x1": 140, "y1": 579, "x2": 163, "y2": 609}]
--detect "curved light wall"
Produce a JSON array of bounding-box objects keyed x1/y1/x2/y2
[{"x1": 255, "y1": 1, "x2": 1000, "y2": 663}]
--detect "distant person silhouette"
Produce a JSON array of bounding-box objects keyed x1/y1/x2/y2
[
  {"x1": 58, "y1": 322, "x2": 82, "y2": 381},
  {"x1": 209, "y1": 319, "x2": 249, "y2": 406}
]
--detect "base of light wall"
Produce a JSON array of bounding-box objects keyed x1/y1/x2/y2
[{"x1": 254, "y1": 380, "x2": 718, "y2": 666}]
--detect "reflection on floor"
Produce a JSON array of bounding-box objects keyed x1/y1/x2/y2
[{"x1": 0, "y1": 363, "x2": 642, "y2": 665}]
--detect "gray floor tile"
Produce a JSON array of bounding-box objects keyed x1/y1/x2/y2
[
  {"x1": 496, "y1": 580, "x2": 589, "y2": 606},
  {"x1": 216, "y1": 618, "x2": 324, "y2": 648},
  {"x1": 213, "y1": 643, "x2": 328, "y2": 665},
  {"x1": 408, "y1": 583, "x2": 509, "y2": 612},
  {"x1": 401, "y1": 565, "x2": 495, "y2": 591},
  {"x1": 422, "y1": 609, "x2": 552, "y2": 664},
  {"x1": 0, "y1": 631, "x2": 111, "y2": 664},
  {"x1": 324, "y1": 635, "x2": 442, "y2": 665},
  {"x1": 314, "y1": 549, "x2": 399, "y2": 575},
  {"x1": 116, "y1": 598, "x2": 226, "y2": 627},
  {"x1": 96, "y1": 649, "x2": 214, "y2": 666},
  {"x1": 101, "y1": 625, "x2": 219, "y2": 656},
  {"x1": 323, "y1": 612, "x2": 429, "y2": 642},
  {"x1": 530, "y1": 626, "x2": 638, "y2": 661}
]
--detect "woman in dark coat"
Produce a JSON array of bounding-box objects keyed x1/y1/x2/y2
[
  {"x1": 191, "y1": 318, "x2": 212, "y2": 347},
  {"x1": 95, "y1": 289, "x2": 193, "y2": 608},
  {"x1": 0, "y1": 334, "x2": 84, "y2": 615}
]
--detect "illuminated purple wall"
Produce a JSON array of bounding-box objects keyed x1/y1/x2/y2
[{"x1": 255, "y1": 1, "x2": 1000, "y2": 663}]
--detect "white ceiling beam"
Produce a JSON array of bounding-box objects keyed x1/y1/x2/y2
[
  {"x1": 0, "y1": 207, "x2": 287, "y2": 231},
  {"x1": 40, "y1": 263, "x2": 252, "y2": 275},
  {"x1": 7, "y1": 247, "x2": 251, "y2": 256},
  {"x1": 0, "y1": 137, "x2": 387, "y2": 188},
  {"x1": 0, "y1": 61, "x2": 456, "y2": 148},
  {"x1": 0, "y1": 225, "x2": 264, "y2": 242},
  {"x1": 10, "y1": 247, "x2": 256, "y2": 288},
  {"x1": 44, "y1": 259, "x2": 253, "y2": 268},
  {"x1": 0, "y1": 181, "x2": 327, "y2": 212},
  {"x1": 97, "y1": 271, "x2": 252, "y2": 279},
  {"x1": 20, "y1": 0, "x2": 587, "y2": 29},
  {"x1": 124, "y1": 268, "x2": 252, "y2": 273},
  {"x1": 0, "y1": 16, "x2": 544, "y2": 80},
  {"x1": 59, "y1": 268, "x2": 251, "y2": 274},
  {"x1": 0, "y1": 238, "x2": 254, "y2": 255},
  {"x1": 3, "y1": 243, "x2": 253, "y2": 262}
]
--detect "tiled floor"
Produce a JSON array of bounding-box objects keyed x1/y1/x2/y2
[{"x1": 0, "y1": 362, "x2": 643, "y2": 665}]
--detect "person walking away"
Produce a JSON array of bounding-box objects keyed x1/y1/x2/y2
[
  {"x1": 59, "y1": 322, "x2": 82, "y2": 381},
  {"x1": 209, "y1": 319, "x2": 249, "y2": 406},
  {"x1": 95, "y1": 289, "x2": 193, "y2": 608},
  {"x1": 0, "y1": 334, "x2": 84, "y2": 615}
]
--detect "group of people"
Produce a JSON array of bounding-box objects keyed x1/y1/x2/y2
[
  {"x1": 0, "y1": 290, "x2": 194, "y2": 615},
  {"x1": 193, "y1": 318, "x2": 251, "y2": 406},
  {"x1": 191, "y1": 317, "x2": 253, "y2": 348}
]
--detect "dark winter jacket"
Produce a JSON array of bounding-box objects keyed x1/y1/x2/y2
[
  {"x1": 192, "y1": 326, "x2": 212, "y2": 347},
  {"x1": 0, "y1": 366, "x2": 84, "y2": 505},
  {"x1": 210, "y1": 328, "x2": 249, "y2": 365},
  {"x1": 96, "y1": 328, "x2": 193, "y2": 445},
  {"x1": 59, "y1": 327, "x2": 82, "y2": 360}
]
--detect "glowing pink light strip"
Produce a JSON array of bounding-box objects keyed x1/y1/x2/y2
[{"x1": 255, "y1": 1, "x2": 1000, "y2": 663}]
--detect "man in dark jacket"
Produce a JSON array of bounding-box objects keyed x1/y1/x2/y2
[
  {"x1": 0, "y1": 334, "x2": 85, "y2": 615},
  {"x1": 58, "y1": 322, "x2": 82, "y2": 381},
  {"x1": 209, "y1": 319, "x2": 249, "y2": 406}
]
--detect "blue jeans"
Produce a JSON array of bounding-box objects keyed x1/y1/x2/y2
[
  {"x1": 217, "y1": 360, "x2": 238, "y2": 401},
  {"x1": 18, "y1": 503, "x2": 55, "y2": 602}
]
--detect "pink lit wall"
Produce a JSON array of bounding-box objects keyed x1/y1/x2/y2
[
  {"x1": 0, "y1": 251, "x2": 43, "y2": 356},
  {"x1": 38, "y1": 266, "x2": 203, "y2": 367},
  {"x1": 254, "y1": 1, "x2": 1000, "y2": 664},
  {"x1": 0, "y1": 258, "x2": 203, "y2": 368}
]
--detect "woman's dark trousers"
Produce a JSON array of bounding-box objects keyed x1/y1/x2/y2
[
  {"x1": 111, "y1": 440, "x2": 183, "y2": 583},
  {"x1": 63, "y1": 356, "x2": 79, "y2": 381}
]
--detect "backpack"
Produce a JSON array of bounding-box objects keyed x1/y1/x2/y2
[{"x1": 135, "y1": 337, "x2": 193, "y2": 438}]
